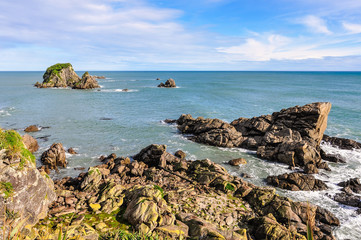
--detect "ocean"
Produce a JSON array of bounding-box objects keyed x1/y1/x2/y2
[{"x1": 1, "y1": 71, "x2": 361, "y2": 239}]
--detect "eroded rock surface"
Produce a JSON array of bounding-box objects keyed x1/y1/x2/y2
[
  {"x1": 174, "y1": 102, "x2": 332, "y2": 172},
  {"x1": 34, "y1": 144, "x2": 339, "y2": 239},
  {"x1": 323, "y1": 135, "x2": 361, "y2": 150},
  {"x1": 158, "y1": 78, "x2": 176, "y2": 88},
  {"x1": 40, "y1": 143, "x2": 67, "y2": 170},
  {"x1": 22, "y1": 134, "x2": 39, "y2": 153}
]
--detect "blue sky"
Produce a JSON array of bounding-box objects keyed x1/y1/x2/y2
[{"x1": 1, "y1": 0, "x2": 361, "y2": 70}]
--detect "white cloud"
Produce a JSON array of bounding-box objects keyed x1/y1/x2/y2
[
  {"x1": 343, "y1": 22, "x2": 361, "y2": 34},
  {"x1": 299, "y1": 15, "x2": 332, "y2": 34},
  {"x1": 216, "y1": 34, "x2": 361, "y2": 61}
]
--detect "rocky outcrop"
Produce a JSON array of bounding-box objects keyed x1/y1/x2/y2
[
  {"x1": 173, "y1": 103, "x2": 332, "y2": 172},
  {"x1": 158, "y1": 78, "x2": 176, "y2": 88},
  {"x1": 32, "y1": 144, "x2": 339, "y2": 239},
  {"x1": 323, "y1": 134, "x2": 361, "y2": 150},
  {"x1": 35, "y1": 63, "x2": 100, "y2": 89},
  {"x1": 22, "y1": 134, "x2": 39, "y2": 153},
  {"x1": 72, "y1": 72, "x2": 100, "y2": 89},
  {"x1": 267, "y1": 172, "x2": 328, "y2": 191},
  {"x1": 320, "y1": 149, "x2": 346, "y2": 163},
  {"x1": 0, "y1": 129, "x2": 56, "y2": 233},
  {"x1": 338, "y1": 178, "x2": 361, "y2": 194},
  {"x1": 40, "y1": 143, "x2": 67, "y2": 170},
  {"x1": 24, "y1": 125, "x2": 39, "y2": 132}
]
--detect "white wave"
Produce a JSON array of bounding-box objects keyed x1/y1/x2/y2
[{"x1": 0, "y1": 107, "x2": 14, "y2": 117}]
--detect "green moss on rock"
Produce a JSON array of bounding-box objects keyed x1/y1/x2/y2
[{"x1": 43, "y1": 63, "x2": 72, "y2": 82}]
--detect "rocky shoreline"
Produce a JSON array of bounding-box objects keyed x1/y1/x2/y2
[{"x1": 1, "y1": 102, "x2": 361, "y2": 239}]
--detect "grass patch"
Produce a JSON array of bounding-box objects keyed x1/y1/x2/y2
[
  {"x1": 99, "y1": 229, "x2": 160, "y2": 240},
  {"x1": 153, "y1": 185, "x2": 164, "y2": 198},
  {"x1": 43, "y1": 63, "x2": 72, "y2": 82},
  {"x1": 225, "y1": 183, "x2": 235, "y2": 191}
]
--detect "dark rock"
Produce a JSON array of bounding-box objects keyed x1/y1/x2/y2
[
  {"x1": 323, "y1": 134, "x2": 361, "y2": 150},
  {"x1": 320, "y1": 149, "x2": 346, "y2": 163},
  {"x1": 22, "y1": 134, "x2": 39, "y2": 153},
  {"x1": 41, "y1": 143, "x2": 67, "y2": 170},
  {"x1": 333, "y1": 192, "x2": 361, "y2": 207},
  {"x1": 338, "y1": 178, "x2": 361, "y2": 194},
  {"x1": 133, "y1": 144, "x2": 180, "y2": 168},
  {"x1": 122, "y1": 89, "x2": 129, "y2": 92},
  {"x1": 100, "y1": 117, "x2": 113, "y2": 120},
  {"x1": 156, "y1": 78, "x2": 160, "y2": 80},
  {"x1": 68, "y1": 148, "x2": 77, "y2": 154},
  {"x1": 267, "y1": 172, "x2": 328, "y2": 191},
  {"x1": 74, "y1": 167, "x2": 85, "y2": 171},
  {"x1": 174, "y1": 150, "x2": 186, "y2": 160},
  {"x1": 24, "y1": 125, "x2": 39, "y2": 132},
  {"x1": 164, "y1": 119, "x2": 176, "y2": 124},
  {"x1": 228, "y1": 158, "x2": 247, "y2": 166},
  {"x1": 158, "y1": 78, "x2": 176, "y2": 88}
]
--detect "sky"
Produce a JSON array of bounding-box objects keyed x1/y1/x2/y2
[{"x1": 1, "y1": 0, "x2": 361, "y2": 71}]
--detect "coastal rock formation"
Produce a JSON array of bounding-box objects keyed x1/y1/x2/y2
[
  {"x1": 22, "y1": 134, "x2": 39, "y2": 153},
  {"x1": 322, "y1": 135, "x2": 361, "y2": 150},
  {"x1": 72, "y1": 72, "x2": 100, "y2": 89},
  {"x1": 267, "y1": 172, "x2": 328, "y2": 191},
  {"x1": 40, "y1": 143, "x2": 67, "y2": 170},
  {"x1": 174, "y1": 102, "x2": 332, "y2": 172},
  {"x1": 35, "y1": 63, "x2": 100, "y2": 89},
  {"x1": 0, "y1": 129, "x2": 56, "y2": 232},
  {"x1": 320, "y1": 149, "x2": 346, "y2": 163},
  {"x1": 32, "y1": 144, "x2": 339, "y2": 239},
  {"x1": 93, "y1": 75, "x2": 105, "y2": 79},
  {"x1": 67, "y1": 147, "x2": 77, "y2": 154},
  {"x1": 24, "y1": 125, "x2": 39, "y2": 132},
  {"x1": 158, "y1": 78, "x2": 176, "y2": 88},
  {"x1": 338, "y1": 178, "x2": 361, "y2": 194}
]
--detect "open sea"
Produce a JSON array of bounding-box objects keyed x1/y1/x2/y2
[{"x1": 0, "y1": 71, "x2": 361, "y2": 239}]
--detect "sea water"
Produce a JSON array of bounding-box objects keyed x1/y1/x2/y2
[{"x1": 0, "y1": 71, "x2": 361, "y2": 239}]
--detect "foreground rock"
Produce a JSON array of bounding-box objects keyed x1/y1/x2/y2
[
  {"x1": 0, "y1": 129, "x2": 56, "y2": 234},
  {"x1": 158, "y1": 78, "x2": 176, "y2": 88},
  {"x1": 323, "y1": 134, "x2": 361, "y2": 150},
  {"x1": 22, "y1": 134, "x2": 39, "y2": 153},
  {"x1": 34, "y1": 63, "x2": 100, "y2": 89},
  {"x1": 32, "y1": 144, "x2": 339, "y2": 239},
  {"x1": 267, "y1": 172, "x2": 328, "y2": 191},
  {"x1": 173, "y1": 102, "x2": 331, "y2": 173},
  {"x1": 40, "y1": 143, "x2": 67, "y2": 170}
]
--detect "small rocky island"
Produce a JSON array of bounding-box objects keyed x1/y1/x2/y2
[
  {"x1": 34, "y1": 63, "x2": 100, "y2": 89},
  {"x1": 158, "y1": 78, "x2": 176, "y2": 88}
]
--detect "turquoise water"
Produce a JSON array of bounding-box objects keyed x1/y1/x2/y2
[{"x1": 1, "y1": 71, "x2": 361, "y2": 239}]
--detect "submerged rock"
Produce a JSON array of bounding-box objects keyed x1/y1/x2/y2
[
  {"x1": 267, "y1": 172, "x2": 328, "y2": 191},
  {"x1": 158, "y1": 78, "x2": 176, "y2": 88},
  {"x1": 228, "y1": 158, "x2": 247, "y2": 166},
  {"x1": 35, "y1": 63, "x2": 100, "y2": 89},
  {"x1": 173, "y1": 102, "x2": 331, "y2": 172},
  {"x1": 40, "y1": 143, "x2": 67, "y2": 170}
]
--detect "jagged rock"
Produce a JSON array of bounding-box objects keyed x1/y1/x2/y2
[
  {"x1": 133, "y1": 144, "x2": 180, "y2": 168},
  {"x1": 158, "y1": 78, "x2": 176, "y2": 88},
  {"x1": 41, "y1": 143, "x2": 67, "y2": 170},
  {"x1": 249, "y1": 213, "x2": 306, "y2": 240},
  {"x1": 72, "y1": 72, "x2": 100, "y2": 89},
  {"x1": 338, "y1": 178, "x2": 361, "y2": 194},
  {"x1": 323, "y1": 134, "x2": 361, "y2": 150},
  {"x1": 123, "y1": 185, "x2": 175, "y2": 233},
  {"x1": 267, "y1": 173, "x2": 328, "y2": 191},
  {"x1": 173, "y1": 103, "x2": 331, "y2": 172},
  {"x1": 0, "y1": 129, "x2": 56, "y2": 231},
  {"x1": 320, "y1": 149, "x2": 346, "y2": 163},
  {"x1": 93, "y1": 76, "x2": 106, "y2": 79},
  {"x1": 24, "y1": 125, "x2": 39, "y2": 132},
  {"x1": 333, "y1": 192, "x2": 361, "y2": 208},
  {"x1": 80, "y1": 167, "x2": 102, "y2": 192},
  {"x1": 22, "y1": 134, "x2": 39, "y2": 153},
  {"x1": 228, "y1": 158, "x2": 247, "y2": 166},
  {"x1": 35, "y1": 63, "x2": 100, "y2": 89}
]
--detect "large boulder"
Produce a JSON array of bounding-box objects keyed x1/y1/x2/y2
[
  {"x1": 0, "y1": 129, "x2": 56, "y2": 231},
  {"x1": 22, "y1": 134, "x2": 39, "y2": 153},
  {"x1": 24, "y1": 125, "x2": 39, "y2": 132},
  {"x1": 35, "y1": 63, "x2": 100, "y2": 89},
  {"x1": 40, "y1": 143, "x2": 67, "y2": 170}
]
